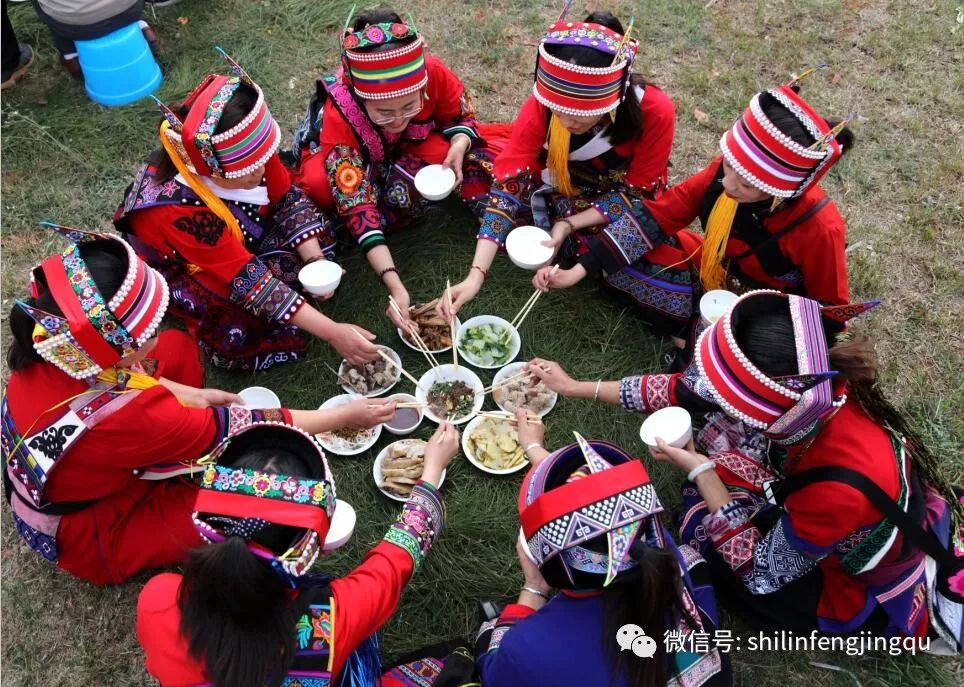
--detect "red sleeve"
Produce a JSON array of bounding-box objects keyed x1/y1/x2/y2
[
  {"x1": 785, "y1": 198, "x2": 849, "y2": 305},
  {"x1": 127, "y1": 204, "x2": 255, "y2": 286},
  {"x1": 624, "y1": 85, "x2": 675, "y2": 194},
  {"x1": 329, "y1": 541, "x2": 415, "y2": 676},
  {"x1": 424, "y1": 55, "x2": 477, "y2": 137},
  {"x1": 137, "y1": 573, "x2": 206, "y2": 687},
  {"x1": 491, "y1": 96, "x2": 549, "y2": 182},
  {"x1": 643, "y1": 157, "x2": 721, "y2": 233}
]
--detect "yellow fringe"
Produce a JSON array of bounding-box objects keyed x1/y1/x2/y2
[
  {"x1": 546, "y1": 114, "x2": 576, "y2": 197},
  {"x1": 699, "y1": 193, "x2": 739, "y2": 291},
  {"x1": 158, "y1": 121, "x2": 245, "y2": 246},
  {"x1": 96, "y1": 368, "x2": 160, "y2": 391}
]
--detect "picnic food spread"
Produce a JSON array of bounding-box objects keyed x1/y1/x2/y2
[
  {"x1": 405, "y1": 300, "x2": 455, "y2": 350},
  {"x1": 339, "y1": 357, "x2": 400, "y2": 395},
  {"x1": 458, "y1": 323, "x2": 514, "y2": 367},
  {"x1": 493, "y1": 373, "x2": 555, "y2": 415},
  {"x1": 377, "y1": 439, "x2": 427, "y2": 498},
  {"x1": 426, "y1": 380, "x2": 476, "y2": 422},
  {"x1": 465, "y1": 417, "x2": 526, "y2": 471}
]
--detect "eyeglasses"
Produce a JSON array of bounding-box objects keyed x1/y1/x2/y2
[{"x1": 369, "y1": 93, "x2": 423, "y2": 125}]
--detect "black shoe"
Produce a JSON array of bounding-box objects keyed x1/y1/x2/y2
[{"x1": 1, "y1": 43, "x2": 35, "y2": 90}]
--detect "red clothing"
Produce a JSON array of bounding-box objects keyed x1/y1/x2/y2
[
  {"x1": 5, "y1": 330, "x2": 292, "y2": 584},
  {"x1": 137, "y1": 541, "x2": 417, "y2": 685},
  {"x1": 644, "y1": 156, "x2": 849, "y2": 305}
]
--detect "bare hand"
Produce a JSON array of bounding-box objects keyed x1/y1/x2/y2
[
  {"x1": 386, "y1": 287, "x2": 413, "y2": 330},
  {"x1": 183, "y1": 387, "x2": 244, "y2": 408},
  {"x1": 338, "y1": 398, "x2": 396, "y2": 429},
  {"x1": 526, "y1": 358, "x2": 577, "y2": 396},
  {"x1": 436, "y1": 274, "x2": 482, "y2": 321},
  {"x1": 441, "y1": 136, "x2": 470, "y2": 185},
  {"x1": 515, "y1": 538, "x2": 551, "y2": 593},
  {"x1": 532, "y1": 265, "x2": 584, "y2": 293},
  {"x1": 423, "y1": 422, "x2": 459, "y2": 485},
  {"x1": 329, "y1": 323, "x2": 379, "y2": 365},
  {"x1": 649, "y1": 437, "x2": 707, "y2": 474},
  {"x1": 543, "y1": 220, "x2": 574, "y2": 256},
  {"x1": 515, "y1": 407, "x2": 545, "y2": 449}
]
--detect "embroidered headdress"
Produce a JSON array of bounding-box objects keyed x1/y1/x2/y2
[
  {"x1": 695, "y1": 289, "x2": 879, "y2": 444},
  {"x1": 519, "y1": 434, "x2": 662, "y2": 587},
  {"x1": 193, "y1": 423, "x2": 347, "y2": 578},
  {"x1": 341, "y1": 9, "x2": 427, "y2": 100},
  {"x1": 17, "y1": 222, "x2": 169, "y2": 380}
]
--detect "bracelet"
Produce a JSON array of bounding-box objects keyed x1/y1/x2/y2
[
  {"x1": 593, "y1": 379, "x2": 602, "y2": 401},
  {"x1": 687, "y1": 461, "x2": 716, "y2": 482},
  {"x1": 524, "y1": 442, "x2": 542, "y2": 456},
  {"x1": 378, "y1": 266, "x2": 399, "y2": 281},
  {"x1": 522, "y1": 586, "x2": 551, "y2": 600},
  {"x1": 470, "y1": 264, "x2": 488, "y2": 282},
  {"x1": 559, "y1": 218, "x2": 575, "y2": 233}
]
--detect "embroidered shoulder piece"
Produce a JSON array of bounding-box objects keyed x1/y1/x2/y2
[
  {"x1": 273, "y1": 186, "x2": 333, "y2": 252},
  {"x1": 230, "y1": 257, "x2": 305, "y2": 324},
  {"x1": 383, "y1": 481, "x2": 444, "y2": 573},
  {"x1": 592, "y1": 189, "x2": 666, "y2": 267}
]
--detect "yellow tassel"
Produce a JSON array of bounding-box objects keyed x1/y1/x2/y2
[
  {"x1": 547, "y1": 114, "x2": 576, "y2": 197},
  {"x1": 96, "y1": 368, "x2": 160, "y2": 391},
  {"x1": 159, "y1": 121, "x2": 245, "y2": 246},
  {"x1": 699, "y1": 193, "x2": 739, "y2": 291}
]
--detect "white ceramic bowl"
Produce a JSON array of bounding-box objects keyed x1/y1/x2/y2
[
  {"x1": 338, "y1": 345, "x2": 402, "y2": 398},
  {"x1": 415, "y1": 364, "x2": 484, "y2": 425},
  {"x1": 456, "y1": 315, "x2": 521, "y2": 370},
  {"x1": 639, "y1": 406, "x2": 693, "y2": 449},
  {"x1": 699, "y1": 289, "x2": 738, "y2": 327},
  {"x1": 506, "y1": 225, "x2": 554, "y2": 270},
  {"x1": 383, "y1": 393, "x2": 423, "y2": 435},
  {"x1": 322, "y1": 499, "x2": 356, "y2": 551},
  {"x1": 397, "y1": 316, "x2": 462, "y2": 354},
  {"x1": 414, "y1": 164, "x2": 457, "y2": 201},
  {"x1": 299, "y1": 260, "x2": 343, "y2": 297},
  {"x1": 461, "y1": 415, "x2": 529, "y2": 475},
  {"x1": 373, "y1": 439, "x2": 446, "y2": 501},
  {"x1": 237, "y1": 386, "x2": 281, "y2": 409},
  {"x1": 491, "y1": 361, "x2": 558, "y2": 418},
  {"x1": 315, "y1": 393, "x2": 382, "y2": 456}
]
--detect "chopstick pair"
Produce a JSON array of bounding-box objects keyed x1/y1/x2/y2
[
  {"x1": 480, "y1": 362, "x2": 550, "y2": 396},
  {"x1": 352, "y1": 329, "x2": 426, "y2": 392},
  {"x1": 446, "y1": 279, "x2": 458, "y2": 370},
  {"x1": 505, "y1": 265, "x2": 559, "y2": 338},
  {"x1": 388, "y1": 295, "x2": 440, "y2": 369},
  {"x1": 480, "y1": 410, "x2": 543, "y2": 425}
]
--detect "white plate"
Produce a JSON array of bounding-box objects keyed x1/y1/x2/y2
[
  {"x1": 506, "y1": 225, "x2": 553, "y2": 270},
  {"x1": 414, "y1": 164, "x2": 457, "y2": 201},
  {"x1": 338, "y1": 345, "x2": 402, "y2": 398},
  {"x1": 461, "y1": 415, "x2": 529, "y2": 475},
  {"x1": 415, "y1": 364, "x2": 484, "y2": 425},
  {"x1": 490, "y1": 361, "x2": 558, "y2": 418},
  {"x1": 456, "y1": 315, "x2": 521, "y2": 370},
  {"x1": 397, "y1": 316, "x2": 462, "y2": 354},
  {"x1": 373, "y1": 439, "x2": 446, "y2": 501},
  {"x1": 237, "y1": 386, "x2": 281, "y2": 409},
  {"x1": 315, "y1": 393, "x2": 382, "y2": 456}
]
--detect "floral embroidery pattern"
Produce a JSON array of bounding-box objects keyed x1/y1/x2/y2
[
  {"x1": 296, "y1": 604, "x2": 333, "y2": 651},
  {"x1": 201, "y1": 464, "x2": 332, "y2": 509},
  {"x1": 62, "y1": 247, "x2": 134, "y2": 351},
  {"x1": 27, "y1": 425, "x2": 78, "y2": 460},
  {"x1": 172, "y1": 211, "x2": 226, "y2": 247},
  {"x1": 325, "y1": 145, "x2": 376, "y2": 213}
]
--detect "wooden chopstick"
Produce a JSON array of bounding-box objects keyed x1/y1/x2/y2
[
  {"x1": 351, "y1": 329, "x2": 425, "y2": 391},
  {"x1": 480, "y1": 369, "x2": 532, "y2": 395},
  {"x1": 389, "y1": 296, "x2": 439, "y2": 368},
  {"x1": 479, "y1": 411, "x2": 543, "y2": 425},
  {"x1": 446, "y1": 279, "x2": 458, "y2": 370}
]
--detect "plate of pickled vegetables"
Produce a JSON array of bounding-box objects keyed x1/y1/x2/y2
[{"x1": 461, "y1": 416, "x2": 528, "y2": 474}]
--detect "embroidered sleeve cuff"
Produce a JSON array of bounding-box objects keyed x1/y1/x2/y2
[
  {"x1": 273, "y1": 187, "x2": 334, "y2": 251},
  {"x1": 443, "y1": 123, "x2": 480, "y2": 140},
  {"x1": 474, "y1": 604, "x2": 534, "y2": 656},
  {"x1": 383, "y1": 480, "x2": 445, "y2": 574},
  {"x1": 591, "y1": 189, "x2": 666, "y2": 266},
  {"x1": 344, "y1": 206, "x2": 387, "y2": 253},
  {"x1": 619, "y1": 374, "x2": 676, "y2": 413},
  {"x1": 231, "y1": 258, "x2": 305, "y2": 324},
  {"x1": 702, "y1": 501, "x2": 761, "y2": 575}
]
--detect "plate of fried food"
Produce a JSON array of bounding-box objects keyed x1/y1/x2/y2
[
  {"x1": 315, "y1": 394, "x2": 382, "y2": 456},
  {"x1": 491, "y1": 362, "x2": 558, "y2": 418},
  {"x1": 373, "y1": 438, "x2": 447, "y2": 501},
  {"x1": 396, "y1": 300, "x2": 462, "y2": 353},
  {"x1": 461, "y1": 415, "x2": 529, "y2": 475},
  {"x1": 338, "y1": 345, "x2": 401, "y2": 397}
]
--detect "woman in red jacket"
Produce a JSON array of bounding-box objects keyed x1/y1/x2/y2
[
  {"x1": 3, "y1": 225, "x2": 394, "y2": 585},
  {"x1": 114, "y1": 52, "x2": 379, "y2": 371},
  {"x1": 441, "y1": 11, "x2": 676, "y2": 318},
  {"x1": 292, "y1": 8, "x2": 509, "y2": 330},
  {"x1": 531, "y1": 72, "x2": 854, "y2": 342},
  {"x1": 137, "y1": 421, "x2": 459, "y2": 687}
]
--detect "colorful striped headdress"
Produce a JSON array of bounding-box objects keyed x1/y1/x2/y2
[
  {"x1": 155, "y1": 49, "x2": 281, "y2": 180},
  {"x1": 193, "y1": 423, "x2": 344, "y2": 579},
  {"x1": 341, "y1": 14, "x2": 427, "y2": 100},
  {"x1": 695, "y1": 290, "x2": 879, "y2": 444},
  {"x1": 720, "y1": 77, "x2": 848, "y2": 199},
  {"x1": 17, "y1": 222, "x2": 169, "y2": 379},
  {"x1": 519, "y1": 434, "x2": 662, "y2": 588},
  {"x1": 533, "y1": 20, "x2": 638, "y2": 117}
]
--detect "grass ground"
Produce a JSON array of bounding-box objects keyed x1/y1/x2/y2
[{"x1": 1, "y1": 0, "x2": 961, "y2": 685}]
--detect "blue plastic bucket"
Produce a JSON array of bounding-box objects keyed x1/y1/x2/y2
[{"x1": 75, "y1": 23, "x2": 162, "y2": 107}]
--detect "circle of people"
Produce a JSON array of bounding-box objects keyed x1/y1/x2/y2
[{"x1": 5, "y1": 7, "x2": 962, "y2": 687}]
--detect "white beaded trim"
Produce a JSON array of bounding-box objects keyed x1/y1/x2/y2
[
  {"x1": 345, "y1": 36, "x2": 424, "y2": 62},
  {"x1": 353, "y1": 74, "x2": 428, "y2": 101},
  {"x1": 533, "y1": 84, "x2": 619, "y2": 117},
  {"x1": 221, "y1": 121, "x2": 281, "y2": 178},
  {"x1": 34, "y1": 333, "x2": 101, "y2": 379},
  {"x1": 693, "y1": 326, "x2": 768, "y2": 429},
  {"x1": 537, "y1": 43, "x2": 628, "y2": 76},
  {"x1": 749, "y1": 92, "x2": 825, "y2": 160},
  {"x1": 108, "y1": 238, "x2": 140, "y2": 310},
  {"x1": 769, "y1": 88, "x2": 825, "y2": 144},
  {"x1": 210, "y1": 84, "x2": 267, "y2": 143},
  {"x1": 135, "y1": 269, "x2": 170, "y2": 345},
  {"x1": 719, "y1": 134, "x2": 793, "y2": 198}
]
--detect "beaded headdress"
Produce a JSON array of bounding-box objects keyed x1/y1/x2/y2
[
  {"x1": 192, "y1": 423, "x2": 342, "y2": 579},
  {"x1": 720, "y1": 70, "x2": 851, "y2": 199},
  {"x1": 153, "y1": 48, "x2": 281, "y2": 179},
  {"x1": 341, "y1": 8, "x2": 427, "y2": 101},
  {"x1": 519, "y1": 434, "x2": 662, "y2": 587},
  {"x1": 695, "y1": 290, "x2": 879, "y2": 444},
  {"x1": 17, "y1": 222, "x2": 169, "y2": 379}
]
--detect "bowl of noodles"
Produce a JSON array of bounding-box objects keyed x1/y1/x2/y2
[{"x1": 315, "y1": 394, "x2": 382, "y2": 456}]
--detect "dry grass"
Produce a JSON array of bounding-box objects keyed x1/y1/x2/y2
[{"x1": 1, "y1": 1, "x2": 962, "y2": 685}]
